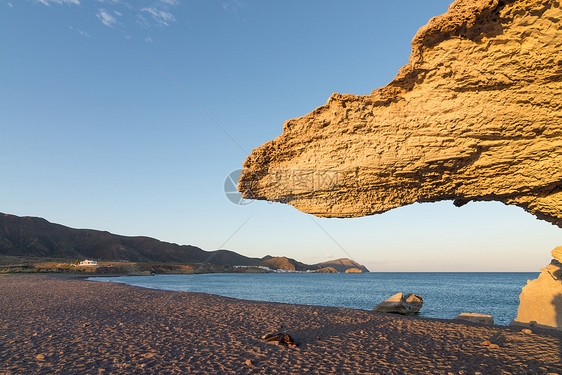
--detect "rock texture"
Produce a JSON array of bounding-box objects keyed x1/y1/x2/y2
[
  {"x1": 511, "y1": 246, "x2": 562, "y2": 330},
  {"x1": 373, "y1": 292, "x2": 423, "y2": 315},
  {"x1": 239, "y1": 0, "x2": 562, "y2": 227}
]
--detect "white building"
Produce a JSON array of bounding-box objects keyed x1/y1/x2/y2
[{"x1": 77, "y1": 260, "x2": 98, "y2": 266}]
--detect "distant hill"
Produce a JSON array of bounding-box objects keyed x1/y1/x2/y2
[
  {"x1": 0, "y1": 213, "x2": 370, "y2": 273},
  {"x1": 260, "y1": 256, "x2": 319, "y2": 272},
  {"x1": 0, "y1": 213, "x2": 261, "y2": 266},
  {"x1": 315, "y1": 258, "x2": 370, "y2": 273}
]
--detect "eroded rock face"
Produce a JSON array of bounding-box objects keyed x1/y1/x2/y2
[
  {"x1": 511, "y1": 247, "x2": 562, "y2": 330},
  {"x1": 239, "y1": 0, "x2": 562, "y2": 227}
]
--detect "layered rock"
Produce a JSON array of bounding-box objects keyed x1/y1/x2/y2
[
  {"x1": 239, "y1": 0, "x2": 562, "y2": 228},
  {"x1": 373, "y1": 293, "x2": 424, "y2": 315},
  {"x1": 511, "y1": 247, "x2": 562, "y2": 330}
]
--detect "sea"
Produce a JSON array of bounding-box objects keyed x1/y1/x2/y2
[{"x1": 91, "y1": 272, "x2": 538, "y2": 326}]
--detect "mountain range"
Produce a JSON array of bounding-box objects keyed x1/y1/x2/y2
[{"x1": 0, "y1": 213, "x2": 368, "y2": 273}]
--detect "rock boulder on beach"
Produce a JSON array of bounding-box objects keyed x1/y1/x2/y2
[
  {"x1": 511, "y1": 247, "x2": 562, "y2": 331},
  {"x1": 454, "y1": 313, "x2": 494, "y2": 325},
  {"x1": 373, "y1": 293, "x2": 423, "y2": 315}
]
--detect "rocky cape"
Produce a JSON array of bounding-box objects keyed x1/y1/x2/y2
[
  {"x1": 239, "y1": 0, "x2": 562, "y2": 228},
  {"x1": 0, "y1": 213, "x2": 368, "y2": 273}
]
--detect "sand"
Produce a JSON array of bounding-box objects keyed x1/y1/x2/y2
[{"x1": 0, "y1": 275, "x2": 561, "y2": 374}]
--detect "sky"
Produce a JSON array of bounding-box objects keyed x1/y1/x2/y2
[{"x1": 1, "y1": 0, "x2": 560, "y2": 272}]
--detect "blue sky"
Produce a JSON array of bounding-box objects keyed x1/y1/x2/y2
[{"x1": 1, "y1": 0, "x2": 560, "y2": 271}]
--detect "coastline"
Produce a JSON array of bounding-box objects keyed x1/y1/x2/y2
[{"x1": 1, "y1": 274, "x2": 560, "y2": 374}]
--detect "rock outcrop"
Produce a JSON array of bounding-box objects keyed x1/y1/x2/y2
[
  {"x1": 259, "y1": 256, "x2": 316, "y2": 271},
  {"x1": 511, "y1": 247, "x2": 562, "y2": 330},
  {"x1": 373, "y1": 293, "x2": 424, "y2": 315},
  {"x1": 314, "y1": 266, "x2": 338, "y2": 273},
  {"x1": 239, "y1": 0, "x2": 562, "y2": 228},
  {"x1": 315, "y1": 258, "x2": 370, "y2": 273},
  {"x1": 454, "y1": 313, "x2": 495, "y2": 325}
]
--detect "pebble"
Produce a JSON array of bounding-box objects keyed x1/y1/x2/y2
[
  {"x1": 481, "y1": 340, "x2": 491, "y2": 346},
  {"x1": 245, "y1": 359, "x2": 253, "y2": 366},
  {"x1": 488, "y1": 344, "x2": 500, "y2": 349},
  {"x1": 522, "y1": 329, "x2": 532, "y2": 334},
  {"x1": 36, "y1": 354, "x2": 45, "y2": 360}
]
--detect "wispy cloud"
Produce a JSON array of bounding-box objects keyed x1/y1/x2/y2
[
  {"x1": 68, "y1": 25, "x2": 91, "y2": 37},
  {"x1": 7, "y1": 2, "x2": 14, "y2": 7},
  {"x1": 221, "y1": 0, "x2": 245, "y2": 13},
  {"x1": 96, "y1": 8, "x2": 118, "y2": 27},
  {"x1": 32, "y1": 0, "x2": 181, "y2": 36},
  {"x1": 141, "y1": 7, "x2": 175, "y2": 26},
  {"x1": 36, "y1": 0, "x2": 80, "y2": 5}
]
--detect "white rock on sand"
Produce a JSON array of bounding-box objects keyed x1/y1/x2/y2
[{"x1": 511, "y1": 246, "x2": 562, "y2": 330}]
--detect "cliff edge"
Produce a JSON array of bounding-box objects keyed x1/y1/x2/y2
[{"x1": 239, "y1": 0, "x2": 562, "y2": 228}]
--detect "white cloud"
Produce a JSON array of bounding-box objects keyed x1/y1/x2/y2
[
  {"x1": 37, "y1": 0, "x2": 80, "y2": 5},
  {"x1": 96, "y1": 8, "x2": 118, "y2": 27},
  {"x1": 32, "y1": 0, "x2": 180, "y2": 34},
  {"x1": 141, "y1": 7, "x2": 175, "y2": 26},
  {"x1": 145, "y1": 37, "x2": 153, "y2": 43},
  {"x1": 7, "y1": 2, "x2": 13, "y2": 7},
  {"x1": 68, "y1": 25, "x2": 91, "y2": 37},
  {"x1": 222, "y1": 0, "x2": 245, "y2": 13}
]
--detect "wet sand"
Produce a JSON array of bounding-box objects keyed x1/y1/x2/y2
[{"x1": 0, "y1": 274, "x2": 561, "y2": 374}]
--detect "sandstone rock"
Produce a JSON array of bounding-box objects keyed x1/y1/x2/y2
[
  {"x1": 552, "y1": 247, "x2": 562, "y2": 262},
  {"x1": 454, "y1": 313, "x2": 494, "y2": 325},
  {"x1": 488, "y1": 344, "x2": 499, "y2": 349},
  {"x1": 35, "y1": 354, "x2": 45, "y2": 360},
  {"x1": 244, "y1": 359, "x2": 253, "y2": 366},
  {"x1": 511, "y1": 255, "x2": 562, "y2": 330},
  {"x1": 481, "y1": 340, "x2": 491, "y2": 346},
  {"x1": 344, "y1": 268, "x2": 363, "y2": 273},
  {"x1": 373, "y1": 292, "x2": 423, "y2": 315},
  {"x1": 521, "y1": 328, "x2": 532, "y2": 334},
  {"x1": 239, "y1": 0, "x2": 562, "y2": 228}
]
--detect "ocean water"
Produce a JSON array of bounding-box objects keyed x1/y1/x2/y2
[{"x1": 91, "y1": 272, "x2": 538, "y2": 326}]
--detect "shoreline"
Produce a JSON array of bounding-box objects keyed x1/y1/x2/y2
[{"x1": 1, "y1": 274, "x2": 560, "y2": 374}]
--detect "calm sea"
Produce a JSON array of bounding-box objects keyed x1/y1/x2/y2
[{"x1": 91, "y1": 272, "x2": 538, "y2": 326}]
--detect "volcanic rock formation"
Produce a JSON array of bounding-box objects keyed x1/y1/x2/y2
[{"x1": 239, "y1": 0, "x2": 562, "y2": 228}]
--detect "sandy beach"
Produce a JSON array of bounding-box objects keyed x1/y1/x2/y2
[{"x1": 0, "y1": 275, "x2": 561, "y2": 374}]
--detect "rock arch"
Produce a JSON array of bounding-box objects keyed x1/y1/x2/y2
[{"x1": 239, "y1": 0, "x2": 562, "y2": 329}]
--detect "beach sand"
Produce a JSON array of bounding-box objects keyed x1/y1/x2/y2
[{"x1": 0, "y1": 274, "x2": 560, "y2": 374}]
